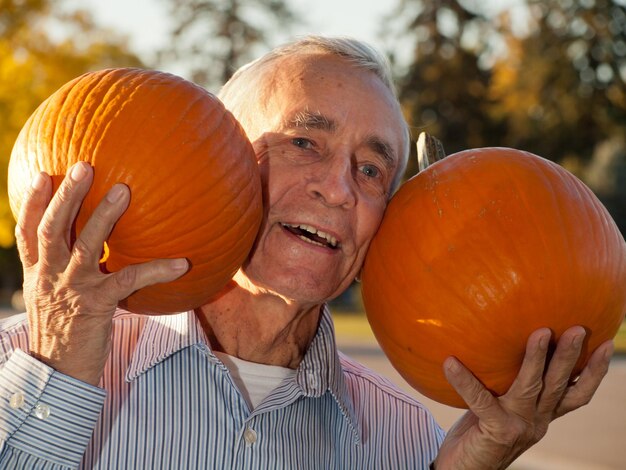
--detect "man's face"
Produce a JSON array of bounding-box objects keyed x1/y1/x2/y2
[{"x1": 239, "y1": 53, "x2": 406, "y2": 305}]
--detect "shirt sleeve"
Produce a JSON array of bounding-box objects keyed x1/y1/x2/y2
[{"x1": 0, "y1": 348, "x2": 106, "y2": 469}]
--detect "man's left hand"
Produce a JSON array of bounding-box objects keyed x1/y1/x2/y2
[{"x1": 433, "y1": 326, "x2": 613, "y2": 469}]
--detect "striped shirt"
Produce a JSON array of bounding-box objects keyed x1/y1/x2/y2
[{"x1": 0, "y1": 307, "x2": 444, "y2": 469}]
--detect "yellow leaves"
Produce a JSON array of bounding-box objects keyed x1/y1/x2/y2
[{"x1": 0, "y1": 1, "x2": 142, "y2": 248}]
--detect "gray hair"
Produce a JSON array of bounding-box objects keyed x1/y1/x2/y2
[{"x1": 218, "y1": 35, "x2": 410, "y2": 192}]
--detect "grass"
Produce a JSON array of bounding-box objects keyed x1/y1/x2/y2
[
  {"x1": 614, "y1": 321, "x2": 626, "y2": 355},
  {"x1": 331, "y1": 310, "x2": 375, "y2": 341}
]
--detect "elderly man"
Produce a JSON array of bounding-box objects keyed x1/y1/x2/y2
[{"x1": 0, "y1": 36, "x2": 612, "y2": 469}]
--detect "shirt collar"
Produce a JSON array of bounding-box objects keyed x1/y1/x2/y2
[
  {"x1": 125, "y1": 305, "x2": 361, "y2": 443},
  {"x1": 126, "y1": 310, "x2": 209, "y2": 382}
]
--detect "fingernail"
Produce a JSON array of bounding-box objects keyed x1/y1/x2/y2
[
  {"x1": 31, "y1": 172, "x2": 47, "y2": 190},
  {"x1": 106, "y1": 185, "x2": 125, "y2": 203},
  {"x1": 70, "y1": 162, "x2": 88, "y2": 181},
  {"x1": 572, "y1": 332, "x2": 586, "y2": 348},
  {"x1": 444, "y1": 357, "x2": 460, "y2": 374},
  {"x1": 604, "y1": 341, "x2": 614, "y2": 361},
  {"x1": 171, "y1": 258, "x2": 188, "y2": 271}
]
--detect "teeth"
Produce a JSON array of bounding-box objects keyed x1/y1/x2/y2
[
  {"x1": 297, "y1": 234, "x2": 327, "y2": 248},
  {"x1": 283, "y1": 223, "x2": 339, "y2": 248}
]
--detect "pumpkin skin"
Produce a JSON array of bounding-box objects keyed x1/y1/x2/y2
[
  {"x1": 8, "y1": 68, "x2": 263, "y2": 314},
  {"x1": 361, "y1": 147, "x2": 626, "y2": 408}
]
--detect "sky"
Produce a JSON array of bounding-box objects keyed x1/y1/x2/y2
[
  {"x1": 71, "y1": 0, "x2": 396, "y2": 62},
  {"x1": 66, "y1": 0, "x2": 528, "y2": 81}
]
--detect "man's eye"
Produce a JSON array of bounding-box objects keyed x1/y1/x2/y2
[
  {"x1": 360, "y1": 164, "x2": 380, "y2": 178},
  {"x1": 292, "y1": 137, "x2": 313, "y2": 149}
]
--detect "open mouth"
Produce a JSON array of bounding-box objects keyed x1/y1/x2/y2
[{"x1": 281, "y1": 223, "x2": 339, "y2": 249}]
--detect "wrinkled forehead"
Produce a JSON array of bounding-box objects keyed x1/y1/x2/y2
[
  {"x1": 262, "y1": 52, "x2": 389, "y2": 106},
  {"x1": 258, "y1": 52, "x2": 406, "y2": 142}
]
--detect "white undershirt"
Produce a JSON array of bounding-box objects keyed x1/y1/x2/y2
[{"x1": 214, "y1": 351, "x2": 297, "y2": 410}]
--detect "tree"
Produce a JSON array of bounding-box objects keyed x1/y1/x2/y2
[
  {"x1": 584, "y1": 136, "x2": 626, "y2": 234},
  {"x1": 0, "y1": 0, "x2": 142, "y2": 294},
  {"x1": 383, "y1": 0, "x2": 504, "y2": 178},
  {"x1": 158, "y1": 0, "x2": 296, "y2": 90},
  {"x1": 488, "y1": 0, "x2": 626, "y2": 164},
  {"x1": 389, "y1": 0, "x2": 626, "y2": 234},
  {"x1": 389, "y1": 0, "x2": 625, "y2": 161}
]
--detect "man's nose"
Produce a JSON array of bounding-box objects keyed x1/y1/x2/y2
[{"x1": 306, "y1": 157, "x2": 356, "y2": 209}]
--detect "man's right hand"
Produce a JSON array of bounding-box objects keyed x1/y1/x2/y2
[{"x1": 15, "y1": 161, "x2": 189, "y2": 386}]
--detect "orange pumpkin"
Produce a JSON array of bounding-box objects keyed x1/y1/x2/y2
[
  {"x1": 8, "y1": 68, "x2": 263, "y2": 314},
  {"x1": 362, "y1": 147, "x2": 626, "y2": 408}
]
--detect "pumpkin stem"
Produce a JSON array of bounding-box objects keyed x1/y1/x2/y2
[{"x1": 417, "y1": 132, "x2": 446, "y2": 172}]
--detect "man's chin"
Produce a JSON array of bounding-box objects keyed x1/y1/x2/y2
[{"x1": 245, "y1": 274, "x2": 336, "y2": 304}]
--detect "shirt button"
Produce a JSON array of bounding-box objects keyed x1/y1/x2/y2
[
  {"x1": 9, "y1": 392, "x2": 25, "y2": 409},
  {"x1": 243, "y1": 427, "x2": 257, "y2": 446},
  {"x1": 34, "y1": 403, "x2": 51, "y2": 420}
]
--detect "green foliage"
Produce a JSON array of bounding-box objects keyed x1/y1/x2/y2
[{"x1": 615, "y1": 320, "x2": 626, "y2": 354}]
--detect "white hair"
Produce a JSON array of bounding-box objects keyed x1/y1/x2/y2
[{"x1": 218, "y1": 35, "x2": 410, "y2": 192}]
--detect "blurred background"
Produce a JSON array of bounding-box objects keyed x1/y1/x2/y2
[{"x1": 1, "y1": 0, "x2": 625, "y2": 468}]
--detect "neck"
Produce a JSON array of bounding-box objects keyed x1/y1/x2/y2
[{"x1": 195, "y1": 272, "x2": 323, "y2": 369}]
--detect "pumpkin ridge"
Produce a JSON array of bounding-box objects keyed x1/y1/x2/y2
[
  {"x1": 40, "y1": 81, "x2": 69, "y2": 177},
  {"x1": 87, "y1": 72, "x2": 216, "y2": 211},
  {"x1": 496, "y1": 157, "x2": 560, "y2": 314},
  {"x1": 159, "y1": 72, "x2": 228, "y2": 142},
  {"x1": 121, "y1": 124, "x2": 256, "y2": 245},
  {"x1": 362, "y1": 200, "x2": 416, "y2": 310},
  {"x1": 396, "y1": 166, "x2": 475, "y2": 317},
  {"x1": 383, "y1": 184, "x2": 472, "y2": 320},
  {"x1": 459, "y1": 153, "x2": 546, "y2": 318},
  {"x1": 524, "y1": 155, "x2": 577, "y2": 289},
  {"x1": 36, "y1": 83, "x2": 71, "y2": 176},
  {"x1": 85, "y1": 70, "x2": 172, "y2": 171},
  {"x1": 572, "y1": 174, "x2": 614, "y2": 275},
  {"x1": 64, "y1": 70, "x2": 145, "y2": 224},
  {"x1": 364, "y1": 240, "x2": 454, "y2": 400},
  {"x1": 431, "y1": 169, "x2": 512, "y2": 325},
  {"x1": 208, "y1": 170, "x2": 262, "y2": 241},
  {"x1": 431, "y1": 156, "x2": 547, "y2": 357},
  {"x1": 44, "y1": 73, "x2": 82, "y2": 175},
  {"x1": 174, "y1": 127, "x2": 258, "y2": 219},
  {"x1": 155, "y1": 109, "x2": 241, "y2": 207},
  {"x1": 125, "y1": 81, "x2": 230, "y2": 200},
  {"x1": 365, "y1": 208, "x2": 457, "y2": 339},
  {"x1": 565, "y1": 168, "x2": 625, "y2": 337},
  {"x1": 153, "y1": 181, "x2": 259, "y2": 256},
  {"x1": 65, "y1": 70, "x2": 114, "y2": 172},
  {"x1": 77, "y1": 70, "x2": 139, "y2": 164},
  {"x1": 9, "y1": 95, "x2": 50, "y2": 216},
  {"x1": 555, "y1": 167, "x2": 606, "y2": 313},
  {"x1": 523, "y1": 154, "x2": 608, "y2": 325},
  {"x1": 178, "y1": 108, "x2": 241, "y2": 184}
]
